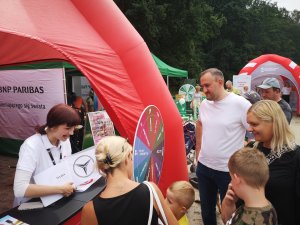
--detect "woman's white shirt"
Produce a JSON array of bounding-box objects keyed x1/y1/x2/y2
[{"x1": 13, "y1": 133, "x2": 72, "y2": 206}]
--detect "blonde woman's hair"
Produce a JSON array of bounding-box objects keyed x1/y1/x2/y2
[
  {"x1": 248, "y1": 100, "x2": 295, "y2": 152},
  {"x1": 228, "y1": 147, "x2": 269, "y2": 189},
  {"x1": 95, "y1": 136, "x2": 132, "y2": 174},
  {"x1": 168, "y1": 181, "x2": 195, "y2": 209}
]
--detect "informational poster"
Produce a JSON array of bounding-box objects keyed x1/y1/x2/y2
[
  {"x1": 34, "y1": 146, "x2": 101, "y2": 207},
  {"x1": 80, "y1": 77, "x2": 91, "y2": 101},
  {"x1": 233, "y1": 74, "x2": 252, "y2": 93},
  {"x1": 87, "y1": 111, "x2": 115, "y2": 145},
  {"x1": 0, "y1": 69, "x2": 65, "y2": 140},
  {"x1": 133, "y1": 105, "x2": 164, "y2": 183},
  {"x1": 72, "y1": 76, "x2": 91, "y2": 101}
]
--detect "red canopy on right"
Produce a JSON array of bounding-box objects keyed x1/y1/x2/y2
[{"x1": 239, "y1": 54, "x2": 300, "y2": 114}]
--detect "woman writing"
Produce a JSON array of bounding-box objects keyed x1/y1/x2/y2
[
  {"x1": 13, "y1": 103, "x2": 81, "y2": 206},
  {"x1": 223, "y1": 100, "x2": 300, "y2": 225},
  {"x1": 81, "y1": 136, "x2": 178, "y2": 225}
]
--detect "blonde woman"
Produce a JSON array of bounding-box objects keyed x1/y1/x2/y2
[
  {"x1": 246, "y1": 100, "x2": 300, "y2": 225},
  {"x1": 81, "y1": 136, "x2": 178, "y2": 225}
]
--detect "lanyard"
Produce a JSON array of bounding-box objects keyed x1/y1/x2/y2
[{"x1": 46, "y1": 146, "x2": 62, "y2": 165}]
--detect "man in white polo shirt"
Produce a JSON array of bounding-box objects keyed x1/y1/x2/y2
[{"x1": 195, "y1": 68, "x2": 251, "y2": 225}]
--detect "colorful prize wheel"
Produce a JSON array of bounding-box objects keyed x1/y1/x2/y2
[
  {"x1": 179, "y1": 84, "x2": 195, "y2": 102},
  {"x1": 133, "y1": 105, "x2": 164, "y2": 183}
]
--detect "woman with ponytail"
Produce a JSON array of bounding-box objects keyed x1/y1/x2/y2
[{"x1": 81, "y1": 136, "x2": 178, "y2": 225}]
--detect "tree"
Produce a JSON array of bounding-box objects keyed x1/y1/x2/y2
[
  {"x1": 114, "y1": 0, "x2": 300, "y2": 90},
  {"x1": 114, "y1": 0, "x2": 225, "y2": 80}
]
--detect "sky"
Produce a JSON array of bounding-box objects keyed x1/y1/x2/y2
[{"x1": 269, "y1": 0, "x2": 300, "y2": 11}]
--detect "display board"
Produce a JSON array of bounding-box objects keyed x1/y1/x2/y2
[
  {"x1": 233, "y1": 74, "x2": 252, "y2": 93},
  {"x1": 87, "y1": 111, "x2": 115, "y2": 146}
]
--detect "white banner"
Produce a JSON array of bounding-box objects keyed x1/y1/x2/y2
[
  {"x1": 0, "y1": 69, "x2": 65, "y2": 140},
  {"x1": 233, "y1": 74, "x2": 252, "y2": 93}
]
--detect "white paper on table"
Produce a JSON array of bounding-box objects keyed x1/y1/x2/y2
[
  {"x1": 67, "y1": 146, "x2": 101, "y2": 192},
  {"x1": 33, "y1": 161, "x2": 73, "y2": 207}
]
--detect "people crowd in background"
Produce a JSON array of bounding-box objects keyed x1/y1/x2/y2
[
  {"x1": 225, "y1": 80, "x2": 241, "y2": 95},
  {"x1": 242, "y1": 90, "x2": 261, "y2": 105},
  {"x1": 191, "y1": 85, "x2": 202, "y2": 120},
  {"x1": 241, "y1": 84, "x2": 249, "y2": 95},
  {"x1": 86, "y1": 88, "x2": 95, "y2": 112},
  {"x1": 282, "y1": 81, "x2": 292, "y2": 104}
]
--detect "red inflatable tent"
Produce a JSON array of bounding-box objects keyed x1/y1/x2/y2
[
  {"x1": 239, "y1": 54, "x2": 300, "y2": 115},
  {"x1": 0, "y1": 0, "x2": 188, "y2": 193}
]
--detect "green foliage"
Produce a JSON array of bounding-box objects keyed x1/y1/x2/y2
[{"x1": 114, "y1": 0, "x2": 300, "y2": 88}]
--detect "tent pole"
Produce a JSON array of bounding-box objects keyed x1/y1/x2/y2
[
  {"x1": 62, "y1": 66, "x2": 68, "y2": 104},
  {"x1": 167, "y1": 76, "x2": 169, "y2": 89}
]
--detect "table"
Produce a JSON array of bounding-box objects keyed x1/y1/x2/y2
[{"x1": 0, "y1": 177, "x2": 105, "y2": 225}]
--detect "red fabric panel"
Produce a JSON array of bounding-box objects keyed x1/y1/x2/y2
[
  {"x1": 0, "y1": 32, "x2": 66, "y2": 66},
  {"x1": 72, "y1": 0, "x2": 188, "y2": 192}
]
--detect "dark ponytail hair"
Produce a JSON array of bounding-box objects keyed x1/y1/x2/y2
[{"x1": 36, "y1": 103, "x2": 81, "y2": 134}]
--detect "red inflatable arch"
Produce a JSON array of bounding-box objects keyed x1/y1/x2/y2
[
  {"x1": 0, "y1": 0, "x2": 188, "y2": 193},
  {"x1": 239, "y1": 54, "x2": 300, "y2": 115}
]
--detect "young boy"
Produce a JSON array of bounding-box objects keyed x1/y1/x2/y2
[
  {"x1": 165, "y1": 181, "x2": 195, "y2": 225},
  {"x1": 221, "y1": 147, "x2": 278, "y2": 225}
]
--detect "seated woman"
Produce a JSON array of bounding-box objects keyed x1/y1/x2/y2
[
  {"x1": 13, "y1": 103, "x2": 81, "y2": 206},
  {"x1": 224, "y1": 100, "x2": 300, "y2": 225},
  {"x1": 81, "y1": 136, "x2": 178, "y2": 225}
]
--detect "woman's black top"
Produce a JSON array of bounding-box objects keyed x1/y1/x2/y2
[
  {"x1": 254, "y1": 142, "x2": 300, "y2": 225},
  {"x1": 92, "y1": 183, "x2": 158, "y2": 225}
]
